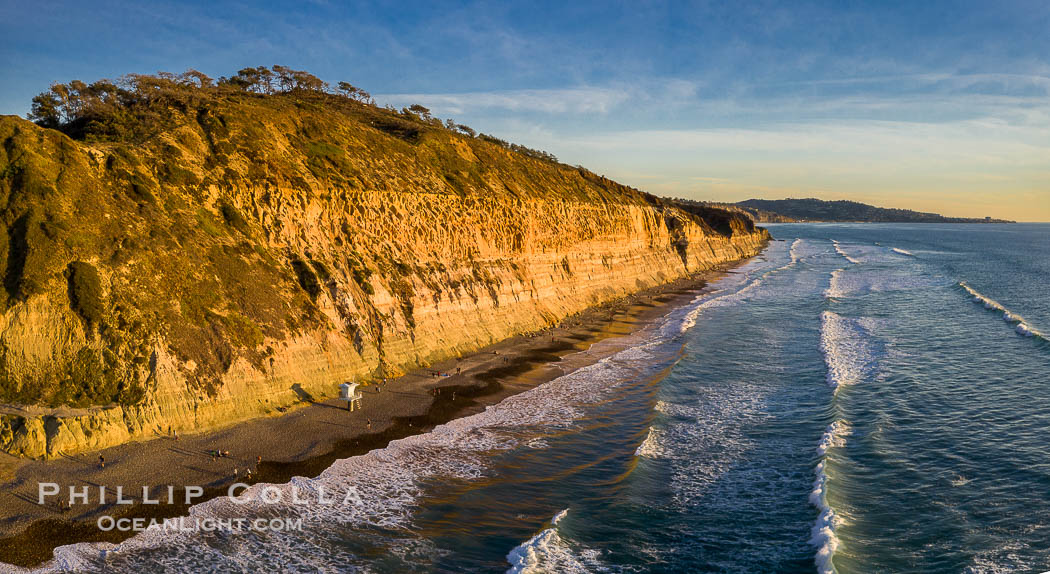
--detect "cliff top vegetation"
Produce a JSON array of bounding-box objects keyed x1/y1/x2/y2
[{"x1": 26, "y1": 65, "x2": 560, "y2": 163}]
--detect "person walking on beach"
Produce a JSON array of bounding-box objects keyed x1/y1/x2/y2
[
  {"x1": 367, "y1": 418, "x2": 372, "y2": 430},
  {"x1": 98, "y1": 454, "x2": 105, "y2": 469}
]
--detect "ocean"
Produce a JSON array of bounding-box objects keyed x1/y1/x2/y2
[{"x1": 22, "y1": 223, "x2": 1050, "y2": 573}]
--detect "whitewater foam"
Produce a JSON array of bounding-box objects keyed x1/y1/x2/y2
[
  {"x1": 678, "y1": 271, "x2": 766, "y2": 333},
  {"x1": 959, "y1": 282, "x2": 1046, "y2": 340},
  {"x1": 809, "y1": 420, "x2": 850, "y2": 574},
  {"x1": 825, "y1": 268, "x2": 846, "y2": 299},
  {"x1": 810, "y1": 462, "x2": 841, "y2": 574},
  {"x1": 819, "y1": 311, "x2": 880, "y2": 393},
  {"x1": 644, "y1": 381, "x2": 769, "y2": 511},
  {"x1": 816, "y1": 420, "x2": 851, "y2": 456},
  {"x1": 891, "y1": 247, "x2": 916, "y2": 257},
  {"x1": 965, "y1": 539, "x2": 1039, "y2": 574},
  {"x1": 789, "y1": 238, "x2": 804, "y2": 265},
  {"x1": 676, "y1": 261, "x2": 767, "y2": 334},
  {"x1": 679, "y1": 243, "x2": 801, "y2": 332},
  {"x1": 831, "y1": 240, "x2": 860, "y2": 265},
  {"x1": 635, "y1": 426, "x2": 667, "y2": 459},
  {"x1": 505, "y1": 509, "x2": 606, "y2": 574}
]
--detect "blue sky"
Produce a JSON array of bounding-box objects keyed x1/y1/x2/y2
[{"x1": 2, "y1": 0, "x2": 1048, "y2": 220}]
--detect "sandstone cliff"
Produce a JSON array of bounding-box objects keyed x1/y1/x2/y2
[{"x1": 0, "y1": 86, "x2": 767, "y2": 458}]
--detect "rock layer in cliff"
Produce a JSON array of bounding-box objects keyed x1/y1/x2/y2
[{"x1": 0, "y1": 71, "x2": 768, "y2": 457}]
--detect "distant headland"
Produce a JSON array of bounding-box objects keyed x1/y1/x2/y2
[{"x1": 732, "y1": 198, "x2": 1015, "y2": 224}]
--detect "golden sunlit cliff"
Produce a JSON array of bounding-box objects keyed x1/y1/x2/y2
[{"x1": 0, "y1": 73, "x2": 767, "y2": 457}]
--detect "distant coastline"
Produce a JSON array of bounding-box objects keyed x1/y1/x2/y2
[{"x1": 733, "y1": 198, "x2": 1015, "y2": 224}]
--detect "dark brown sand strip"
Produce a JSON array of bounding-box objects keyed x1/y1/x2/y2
[{"x1": 0, "y1": 264, "x2": 744, "y2": 568}]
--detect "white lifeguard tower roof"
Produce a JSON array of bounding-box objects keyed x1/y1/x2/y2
[{"x1": 339, "y1": 382, "x2": 360, "y2": 399}]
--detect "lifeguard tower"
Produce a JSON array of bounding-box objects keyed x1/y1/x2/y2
[{"x1": 340, "y1": 381, "x2": 362, "y2": 412}]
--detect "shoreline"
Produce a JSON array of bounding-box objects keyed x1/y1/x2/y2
[{"x1": 0, "y1": 261, "x2": 749, "y2": 568}]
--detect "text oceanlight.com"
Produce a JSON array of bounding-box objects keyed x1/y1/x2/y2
[
  {"x1": 97, "y1": 516, "x2": 304, "y2": 533},
  {"x1": 37, "y1": 482, "x2": 364, "y2": 532}
]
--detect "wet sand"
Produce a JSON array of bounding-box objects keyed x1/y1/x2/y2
[{"x1": 0, "y1": 265, "x2": 742, "y2": 568}]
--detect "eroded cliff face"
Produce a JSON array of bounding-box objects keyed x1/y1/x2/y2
[{"x1": 0, "y1": 97, "x2": 767, "y2": 457}]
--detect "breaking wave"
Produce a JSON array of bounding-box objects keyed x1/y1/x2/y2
[
  {"x1": 678, "y1": 271, "x2": 765, "y2": 333},
  {"x1": 814, "y1": 310, "x2": 881, "y2": 573},
  {"x1": 831, "y1": 240, "x2": 860, "y2": 265},
  {"x1": 810, "y1": 420, "x2": 851, "y2": 574},
  {"x1": 819, "y1": 311, "x2": 880, "y2": 393},
  {"x1": 825, "y1": 268, "x2": 847, "y2": 299},
  {"x1": 680, "y1": 240, "x2": 805, "y2": 332},
  {"x1": 506, "y1": 509, "x2": 607, "y2": 574},
  {"x1": 789, "y1": 238, "x2": 804, "y2": 264},
  {"x1": 959, "y1": 282, "x2": 1046, "y2": 340},
  {"x1": 816, "y1": 420, "x2": 851, "y2": 457},
  {"x1": 635, "y1": 426, "x2": 667, "y2": 459},
  {"x1": 891, "y1": 247, "x2": 916, "y2": 257}
]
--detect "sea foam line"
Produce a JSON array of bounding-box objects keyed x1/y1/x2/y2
[
  {"x1": 810, "y1": 420, "x2": 851, "y2": 574},
  {"x1": 679, "y1": 241, "x2": 803, "y2": 332},
  {"x1": 831, "y1": 240, "x2": 860, "y2": 265},
  {"x1": 891, "y1": 247, "x2": 916, "y2": 257},
  {"x1": 959, "y1": 282, "x2": 1046, "y2": 340},
  {"x1": 679, "y1": 275, "x2": 764, "y2": 333}
]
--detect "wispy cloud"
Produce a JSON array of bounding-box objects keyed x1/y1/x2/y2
[
  {"x1": 378, "y1": 71, "x2": 1050, "y2": 130},
  {"x1": 377, "y1": 86, "x2": 632, "y2": 115},
  {"x1": 377, "y1": 77, "x2": 704, "y2": 117}
]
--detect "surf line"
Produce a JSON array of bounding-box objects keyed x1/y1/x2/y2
[
  {"x1": 831, "y1": 240, "x2": 860, "y2": 265},
  {"x1": 810, "y1": 420, "x2": 850, "y2": 574},
  {"x1": 959, "y1": 281, "x2": 1047, "y2": 340},
  {"x1": 506, "y1": 508, "x2": 604, "y2": 574},
  {"x1": 825, "y1": 268, "x2": 847, "y2": 300},
  {"x1": 813, "y1": 310, "x2": 868, "y2": 573},
  {"x1": 788, "y1": 238, "x2": 804, "y2": 265},
  {"x1": 680, "y1": 244, "x2": 797, "y2": 332}
]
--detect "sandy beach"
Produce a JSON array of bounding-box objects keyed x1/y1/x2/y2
[{"x1": 0, "y1": 264, "x2": 743, "y2": 567}]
